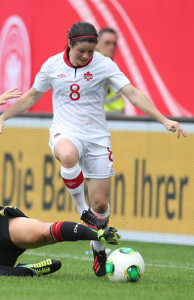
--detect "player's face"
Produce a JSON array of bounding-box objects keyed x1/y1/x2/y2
[
  {"x1": 68, "y1": 41, "x2": 96, "y2": 66},
  {"x1": 97, "y1": 33, "x2": 117, "y2": 59}
]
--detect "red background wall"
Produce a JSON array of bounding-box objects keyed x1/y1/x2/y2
[{"x1": 0, "y1": 0, "x2": 193, "y2": 116}]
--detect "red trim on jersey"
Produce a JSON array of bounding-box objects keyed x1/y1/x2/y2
[
  {"x1": 62, "y1": 171, "x2": 84, "y2": 189},
  {"x1": 51, "y1": 222, "x2": 65, "y2": 242},
  {"x1": 63, "y1": 47, "x2": 93, "y2": 69}
]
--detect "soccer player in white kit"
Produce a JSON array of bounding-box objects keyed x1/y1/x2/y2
[{"x1": 0, "y1": 21, "x2": 187, "y2": 277}]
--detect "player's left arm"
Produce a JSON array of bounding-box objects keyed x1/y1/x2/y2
[
  {"x1": 120, "y1": 84, "x2": 187, "y2": 138},
  {"x1": 0, "y1": 88, "x2": 22, "y2": 105}
]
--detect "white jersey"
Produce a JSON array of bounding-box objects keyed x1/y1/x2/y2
[{"x1": 33, "y1": 48, "x2": 130, "y2": 144}]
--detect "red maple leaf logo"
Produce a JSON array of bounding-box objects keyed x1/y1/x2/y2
[{"x1": 84, "y1": 71, "x2": 93, "y2": 81}]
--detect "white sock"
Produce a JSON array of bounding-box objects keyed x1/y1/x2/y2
[
  {"x1": 91, "y1": 204, "x2": 110, "y2": 221},
  {"x1": 61, "y1": 164, "x2": 88, "y2": 216},
  {"x1": 91, "y1": 205, "x2": 110, "y2": 252}
]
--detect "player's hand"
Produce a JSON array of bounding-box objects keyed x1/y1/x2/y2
[
  {"x1": 163, "y1": 119, "x2": 187, "y2": 139},
  {"x1": 0, "y1": 88, "x2": 22, "y2": 134},
  {"x1": 0, "y1": 88, "x2": 22, "y2": 105}
]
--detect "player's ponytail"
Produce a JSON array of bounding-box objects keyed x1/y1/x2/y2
[{"x1": 68, "y1": 21, "x2": 98, "y2": 46}]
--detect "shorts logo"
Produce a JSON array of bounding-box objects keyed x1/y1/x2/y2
[
  {"x1": 0, "y1": 15, "x2": 31, "y2": 112},
  {"x1": 84, "y1": 71, "x2": 93, "y2": 81},
  {"x1": 54, "y1": 133, "x2": 61, "y2": 138}
]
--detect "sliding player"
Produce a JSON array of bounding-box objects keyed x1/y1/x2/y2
[{"x1": 0, "y1": 206, "x2": 120, "y2": 276}]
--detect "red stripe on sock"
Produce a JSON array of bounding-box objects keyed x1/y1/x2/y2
[
  {"x1": 51, "y1": 222, "x2": 65, "y2": 242},
  {"x1": 62, "y1": 171, "x2": 84, "y2": 189}
]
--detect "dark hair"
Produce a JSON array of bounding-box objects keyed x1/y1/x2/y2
[
  {"x1": 68, "y1": 21, "x2": 98, "y2": 46},
  {"x1": 98, "y1": 28, "x2": 117, "y2": 38}
]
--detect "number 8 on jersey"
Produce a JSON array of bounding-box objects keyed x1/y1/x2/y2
[{"x1": 70, "y1": 84, "x2": 80, "y2": 101}]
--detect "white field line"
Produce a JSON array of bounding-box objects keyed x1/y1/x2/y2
[
  {"x1": 146, "y1": 264, "x2": 194, "y2": 271},
  {"x1": 25, "y1": 251, "x2": 194, "y2": 271}
]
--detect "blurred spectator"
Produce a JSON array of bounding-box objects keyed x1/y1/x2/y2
[{"x1": 96, "y1": 28, "x2": 125, "y2": 116}]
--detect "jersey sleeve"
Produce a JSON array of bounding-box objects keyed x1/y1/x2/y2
[
  {"x1": 106, "y1": 57, "x2": 130, "y2": 93},
  {"x1": 33, "y1": 60, "x2": 52, "y2": 92}
]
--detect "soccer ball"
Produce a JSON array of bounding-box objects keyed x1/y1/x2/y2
[{"x1": 106, "y1": 247, "x2": 145, "y2": 283}]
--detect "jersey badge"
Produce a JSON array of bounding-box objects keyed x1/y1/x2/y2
[{"x1": 84, "y1": 71, "x2": 93, "y2": 81}]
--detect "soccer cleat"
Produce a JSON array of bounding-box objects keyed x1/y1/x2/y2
[
  {"x1": 92, "y1": 248, "x2": 107, "y2": 277},
  {"x1": 98, "y1": 227, "x2": 121, "y2": 245},
  {"x1": 16, "y1": 259, "x2": 61, "y2": 276},
  {"x1": 81, "y1": 208, "x2": 107, "y2": 230}
]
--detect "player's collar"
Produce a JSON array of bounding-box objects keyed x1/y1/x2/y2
[{"x1": 63, "y1": 47, "x2": 93, "y2": 69}]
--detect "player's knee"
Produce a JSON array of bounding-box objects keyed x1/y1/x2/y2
[
  {"x1": 93, "y1": 198, "x2": 108, "y2": 213},
  {"x1": 59, "y1": 151, "x2": 78, "y2": 168}
]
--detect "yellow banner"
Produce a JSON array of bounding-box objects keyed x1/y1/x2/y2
[
  {"x1": 110, "y1": 131, "x2": 193, "y2": 235},
  {"x1": 0, "y1": 127, "x2": 193, "y2": 236}
]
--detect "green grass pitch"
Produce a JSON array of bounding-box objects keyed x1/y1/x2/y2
[{"x1": 1, "y1": 240, "x2": 194, "y2": 300}]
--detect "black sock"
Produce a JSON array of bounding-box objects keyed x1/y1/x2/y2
[
  {"x1": 0, "y1": 265, "x2": 34, "y2": 277},
  {"x1": 50, "y1": 221, "x2": 99, "y2": 242}
]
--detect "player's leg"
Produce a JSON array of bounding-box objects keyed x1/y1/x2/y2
[
  {"x1": 80, "y1": 178, "x2": 109, "y2": 230},
  {"x1": 8, "y1": 217, "x2": 54, "y2": 249},
  {"x1": 0, "y1": 211, "x2": 60, "y2": 277},
  {"x1": 85, "y1": 177, "x2": 111, "y2": 230},
  {"x1": 81, "y1": 143, "x2": 113, "y2": 230},
  {"x1": 56, "y1": 139, "x2": 108, "y2": 231},
  {"x1": 7, "y1": 216, "x2": 119, "y2": 277},
  {"x1": 8, "y1": 217, "x2": 119, "y2": 248},
  {"x1": 80, "y1": 143, "x2": 114, "y2": 276},
  {"x1": 86, "y1": 178, "x2": 111, "y2": 276},
  {"x1": 86, "y1": 177, "x2": 110, "y2": 214},
  {"x1": 49, "y1": 134, "x2": 107, "y2": 227},
  {"x1": 54, "y1": 137, "x2": 89, "y2": 215}
]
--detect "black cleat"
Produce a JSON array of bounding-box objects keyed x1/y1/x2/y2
[
  {"x1": 81, "y1": 208, "x2": 107, "y2": 230},
  {"x1": 17, "y1": 259, "x2": 61, "y2": 276},
  {"x1": 92, "y1": 249, "x2": 107, "y2": 277}
]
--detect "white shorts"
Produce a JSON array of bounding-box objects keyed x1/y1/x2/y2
[{"x1": 49, "y1": 130, "x2": 115, "y2": 179}]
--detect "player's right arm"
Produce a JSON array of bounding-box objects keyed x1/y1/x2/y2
[{"x1": 0, "y1": 87, "x2": 44, "y2": 134}]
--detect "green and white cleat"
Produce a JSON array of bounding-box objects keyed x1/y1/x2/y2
[
  {"x1": 97, "y1": 227, "x2": 121, "y2": 245},
  {"x1": 17, "y1": 259, "x2": 61, "y2": 276}
]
